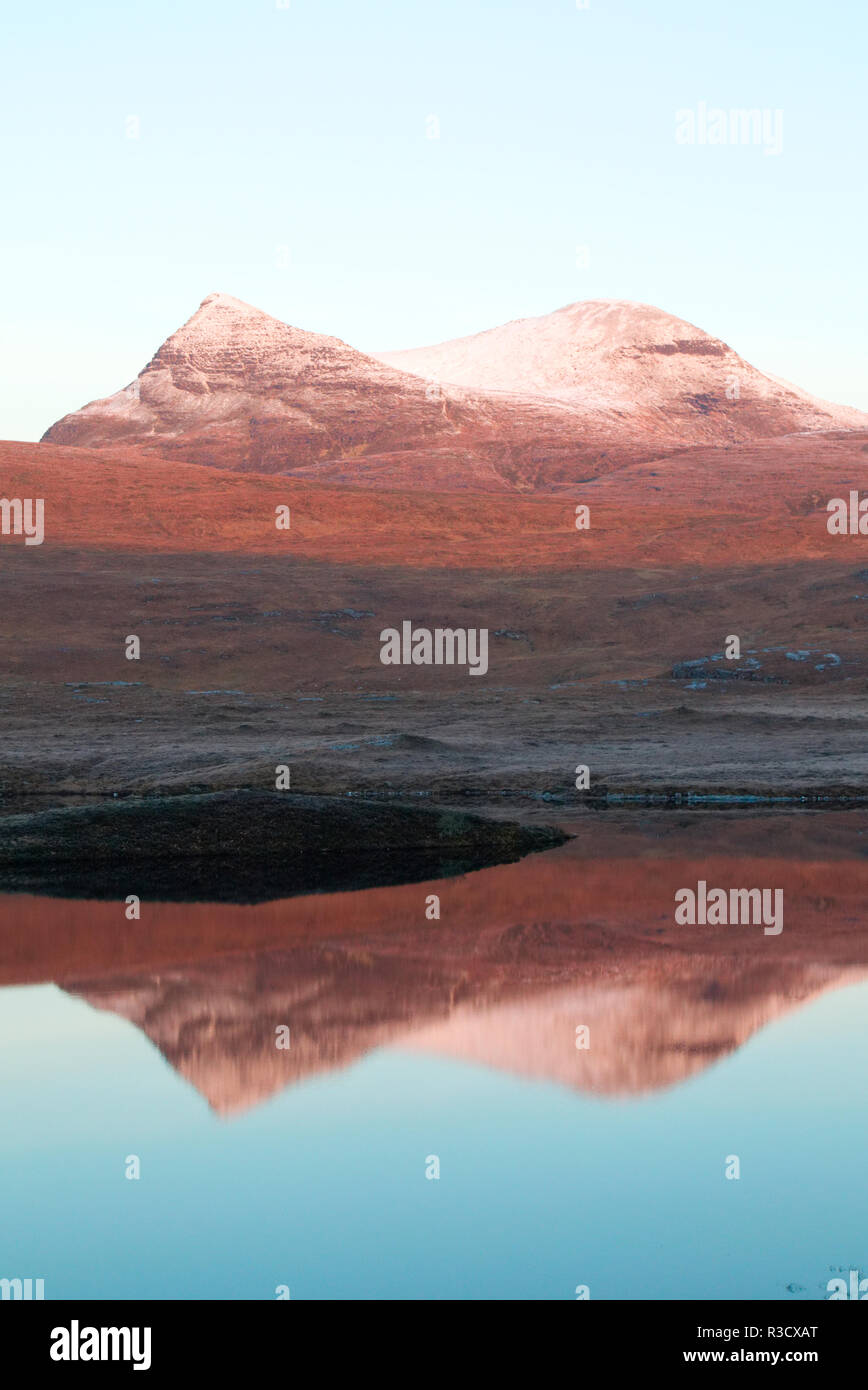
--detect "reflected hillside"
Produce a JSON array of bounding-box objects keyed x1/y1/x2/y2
[
  {"x1": 65, "y1": 948, "x2": 864, "y2": 1113},
  {"x1": 1, "y1": 811, "x2": 866, "y2": 1112}
]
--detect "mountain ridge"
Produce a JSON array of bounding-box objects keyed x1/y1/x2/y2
[{"x1": 41, "y1": 293, "x2": 868, "y2": 491}]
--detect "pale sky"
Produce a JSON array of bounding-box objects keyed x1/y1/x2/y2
[{"x1": 2, "y1": 0, "x2": 865, "y2": 441}]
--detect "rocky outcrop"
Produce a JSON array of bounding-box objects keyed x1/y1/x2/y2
[{"x1": 0, "y1": 790, "x2": 566, "y2": 901}]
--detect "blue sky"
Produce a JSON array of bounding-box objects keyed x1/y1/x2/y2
[{"x1": 2, "y1": 0, "x2": 865, "y2": 440}]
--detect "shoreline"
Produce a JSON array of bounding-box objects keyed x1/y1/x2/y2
[{"x1": 0, "y1": 788, "x2": 567, "y2": 903}]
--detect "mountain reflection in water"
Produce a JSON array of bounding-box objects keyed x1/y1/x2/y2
[{"x1": 1, "y1": 810, "x2": 866, "y2": 1115}]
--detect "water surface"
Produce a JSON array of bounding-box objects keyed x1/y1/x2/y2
[{"x1": 1, "y1": 809, "x2": 866, "y2": 1299}]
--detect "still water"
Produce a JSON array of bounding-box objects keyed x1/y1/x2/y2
[{"x1": 1, "y1": 810, "x2": 866, "y2": 1300}]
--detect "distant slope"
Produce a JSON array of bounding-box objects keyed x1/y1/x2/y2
[{"x1": 6, "y1": 431, "x2": 868, "y2": 566}]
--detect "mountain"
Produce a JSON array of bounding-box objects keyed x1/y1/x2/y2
[
  {"x1": 42, "y1": 292, "x2": 479, "y2": 475},
  {"x1": 41, "y1": 294, "x2": 868, "y2": 491},
  {"x1": 377, "y1": 298, "x2": 867, "y2": 432},
  {"x1": 42, "y1": 292, "x2": 609, "y2": 489}
]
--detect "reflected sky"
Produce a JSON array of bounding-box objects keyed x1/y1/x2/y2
[{"x1": 1, "y1": 974, "x2": 866, "y2": 1300}]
